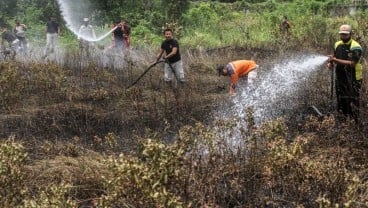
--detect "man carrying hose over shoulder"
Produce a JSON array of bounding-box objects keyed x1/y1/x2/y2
[{"x1": 217, "y1": 60, "x2": 259, "y2": 95}]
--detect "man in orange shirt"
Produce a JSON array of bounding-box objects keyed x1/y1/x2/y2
[{"x1": 217, "y1": 60, "x2": 259, "y2": 94}]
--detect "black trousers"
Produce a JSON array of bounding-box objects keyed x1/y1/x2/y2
[{"x1": 336, "y1": 79, "x2": 362, "y2": 121}]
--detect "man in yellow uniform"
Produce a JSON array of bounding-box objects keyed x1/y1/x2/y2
[{"x1": 327, "y1": 24, "x2": 363, "y2": 123}]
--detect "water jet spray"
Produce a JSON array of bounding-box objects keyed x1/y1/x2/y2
[
  {"x1": 56, "y1": 0, "x2": 117, "y2": 42},
  {"x1": 214, "y1": 54, "x2": 329, "y2": 146}
]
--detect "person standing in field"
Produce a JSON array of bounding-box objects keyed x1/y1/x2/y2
[
  {"x1": 1, "y1": 25, "x2": 20, "y2": 60},
  {"x1": 78, "y1": 18, "x2": 96, "y2": 57},
  {"x1": 43, "y1": 16, "x2": 60, "y2": 58},
  {"x1": 280, "y1": 16, "x2": 291, "y2": 40},
  {"x1": 111, "y1": 19, "x2": 125, "y2": 52},
  {"x1": 280, "y1": 16, "x2": 291, "y2": 32},
  {"x1": 327, "y1": 24, "x2": 363, "y2": 123},
  {"x1": 121, "y1": 19, "x2": 131, "y2": 50},
  {"x1": 155, "y1": 28, "x2": 186, "y2": 84},
  {"x1": 14, "y1": 19, "x2": 27, "y2": 55},
  {"x1": 217, "y1": 60, "x2": 259, "y2": 95}
]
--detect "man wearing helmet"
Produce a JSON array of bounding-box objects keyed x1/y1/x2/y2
[
  {"x1": 327, "y1": 24, "x2": 363, "y2": 123},
  {"x1": 78, "y1": 18, "x2": 96, "y2": 57}
]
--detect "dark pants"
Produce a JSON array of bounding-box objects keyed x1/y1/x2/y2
[
  {"x1": 115, "y1": 38, "x2": 124, "y2": 52},
  {"x1": 336, "y1": 79, "x2": 362, "y2": 122}
]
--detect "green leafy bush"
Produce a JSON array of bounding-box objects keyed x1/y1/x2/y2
[
  {"x1": 0, "y1": 137, "x2": 28, "y2": 207},
  {"x1": 0, "y1": 63, "x2": 26, "y2": 111}
]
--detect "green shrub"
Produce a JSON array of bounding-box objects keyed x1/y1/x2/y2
[
  {"x1": 100, "y1": 136, "x2": 188, "y2": 207},
  {"x1": 0, "y1": 63, "x2": 26, "y2": 111},
  {"x1": 21, "y1": 183, "x2": 78, "y2": 208},
  {"x1": 0, "y1": 137, "x2": 28, "y2": 207}
]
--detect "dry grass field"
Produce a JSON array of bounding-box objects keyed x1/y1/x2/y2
[{"x1": 1, "y1": 45, "x2": 368, "y2": 207}]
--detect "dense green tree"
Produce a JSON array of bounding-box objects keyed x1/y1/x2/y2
[
  {"x1": 0, "y1": 0, "x2": 359, "y2": 48},
  {"x1": 160, "y1": 0, "x2": 190, "y2": 21},
  {"x1": 0, "y1": 0, "x2": 18, "y2": 26},
  {"x1": 88, "y1": 0, "x2": 189, "y2": 28},
  {"x1": 16, "y1": 0, "x2": 60, "y2": 22}
]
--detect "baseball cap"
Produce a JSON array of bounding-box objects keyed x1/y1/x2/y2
[{"x1": 339, "y1": 24, "x2": 352, "y2": 34}]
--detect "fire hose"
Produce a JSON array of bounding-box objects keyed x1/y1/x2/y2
[{"x1": 126, "y1": 59, "x2": 179, "y2": 89}]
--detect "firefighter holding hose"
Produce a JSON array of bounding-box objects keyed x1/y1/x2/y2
[{"x1": 327, "y1": 24, "x2": 363, "y2": 123}]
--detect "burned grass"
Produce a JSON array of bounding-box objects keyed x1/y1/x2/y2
[{"x1": 0, "y1": 47, "x2": 368, "y2": 207}]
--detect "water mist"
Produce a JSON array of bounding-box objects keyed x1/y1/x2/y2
[
  {"x1": 56, "y1": 0, "x2": 116, "y2": 42},
  {"x1": 213, "y1": 54, "x2": 328, "y2": 146}
]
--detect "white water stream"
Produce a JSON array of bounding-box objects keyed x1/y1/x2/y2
[
  {"x1": 55, "y1": 0, "x2": 329, "y2": 145},
  {"x1": 56, "y1": 0, "x2": 116, "y2": 42},
  {"x1": 48, "y1": 0, "x2": 142, "y2": 68},
  {"x1": 213, "y1": 54, "x2": 328, "y2": 146}
]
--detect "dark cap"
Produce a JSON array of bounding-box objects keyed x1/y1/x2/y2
[{"x1": 217, "y1": 66, "x2": 224, "y2": 76}]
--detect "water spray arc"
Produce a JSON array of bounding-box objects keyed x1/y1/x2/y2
[
  {"x1": 56, "y1": 0, "x2": 116, "y2": 42},
  {"x1": 212, "y1": 54, "x2": 328, "y2": 147},
  {"x1": 216, "y1": 54, "x2": 328, "y2": 124}
]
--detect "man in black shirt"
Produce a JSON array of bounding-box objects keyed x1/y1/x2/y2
[
  {"x1": 327, "y1": 24, "x2": 363, "y2": 123},
  {"x1": 44, "y1": 16, "x2": 60, "y2": 57},
  {"x1": 156, "y1": 28, "x2": 185, "y2": 84},
  {"x1": 112, "y1": 20, "x2": 125, "y2": 52}
]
